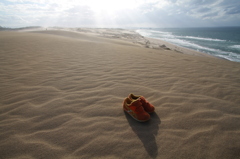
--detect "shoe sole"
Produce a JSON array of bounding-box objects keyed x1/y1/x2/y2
[{"x1": 123, "y1": 108, "x2": 150, "y2": 122}]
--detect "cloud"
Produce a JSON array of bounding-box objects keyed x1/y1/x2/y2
[
  {"x1": 221, "y1": 0, "x2": 240, "y2": 15},
  {"x1": 225, "y1": 6, "x2": 240, "y2": 15},
  {"x1": 0, "y1": 0, "x2": 240, "y2": 27}
]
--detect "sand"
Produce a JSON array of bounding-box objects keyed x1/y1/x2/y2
[{"x1": 0, "y1": 28, "x2": 240, "y2": 159}]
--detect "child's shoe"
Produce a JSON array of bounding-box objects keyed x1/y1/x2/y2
[
  {"x1": 123, "y1": 98, "x2": 150, "y2": 122},
  {"x1": 128, "y1": 94, "x2": 155, "y2": 113}
]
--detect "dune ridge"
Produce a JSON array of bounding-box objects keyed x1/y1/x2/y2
[{"x1": 0, "y1": 29, "x2": 240, "y2": 159}]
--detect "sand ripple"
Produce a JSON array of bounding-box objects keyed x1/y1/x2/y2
[{"x1": 0, "y1": 30, "x2": 240, "y2": 159}]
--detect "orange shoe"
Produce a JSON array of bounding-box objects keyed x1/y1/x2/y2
[
  {"x1": 128, "y1": 94, "x2": 155, "y2": 113},
  {"x1": 123, "y1": 98, "x2": 150, "y2": 122}
]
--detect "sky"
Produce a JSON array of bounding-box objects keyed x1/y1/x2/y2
[{"x1": 0, "y1": 0, "x2": 240, "y2": 28}]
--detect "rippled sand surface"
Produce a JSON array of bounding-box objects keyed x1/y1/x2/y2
[{"x1": 0, "y1": 30, "x2": 240, "y2": 159}]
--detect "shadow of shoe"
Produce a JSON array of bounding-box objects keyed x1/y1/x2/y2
[{"x1": 124, "y1": 111, "x2": 161, "y2": 159}]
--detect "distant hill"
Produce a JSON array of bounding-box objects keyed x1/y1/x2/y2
[
  {"x1": 0, "y1": 26, "x2": 42, "y2": 31},
  {"x1": 0, "y1": 26, "x2": 11, "y2": 31}
]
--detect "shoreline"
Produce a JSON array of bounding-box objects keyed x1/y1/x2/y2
[
  {"x1": 134, "y1": 28, "x2": 240, "y2": 62},
  {"x1": 3, "y1": 26, "x2": 233, "y2": 61},
  {"x1": 143, "y1": 37, "x2": 220, "y2": 59},
  {"x1": 11, "y1": 26, "x2": 224, "y2": 60},
  {"x1": 130, "y1": 29, "x2": 229, "y2": 60}
]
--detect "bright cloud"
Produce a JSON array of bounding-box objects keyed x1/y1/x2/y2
[{"x1": 0, "y1": 0, "x2": 240, "y2": 27}]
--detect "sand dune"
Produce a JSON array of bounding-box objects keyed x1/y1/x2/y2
[{"x1": 0, "y1": 29, "x2": 240, "y2": 159}]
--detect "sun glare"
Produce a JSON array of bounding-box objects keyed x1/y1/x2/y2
[{"x1": 84, "y1": 0, "x2": 139, "y2": 12}]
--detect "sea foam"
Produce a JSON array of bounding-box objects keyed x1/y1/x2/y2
[{"x1": 136, "y1": 28, "x2": 240, "y2": 62}]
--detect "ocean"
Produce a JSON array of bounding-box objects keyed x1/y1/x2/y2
[{"x1": 136, "y1": 27, "x2": 240, "y2": 62}]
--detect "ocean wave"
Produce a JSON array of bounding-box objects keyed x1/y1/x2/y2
[
  {"x1": 159, "y1": 37, "x2": 218, "y2": 52},
  {"x1": 137, "y1": 29, "x2": 221, "y2": 53},
  {"x1": 136, "y1": 29, "x2": 240, "y2": 62},
  {"x1": 136, "y1": 29, "x2": 172, "y2": 37},
  {"x1": 170, "y1": 38, "x2": 240, "y2": 62},
  {"x1": 136, "y1": 29, "x2": 152, "y2": 37},
  {"x1": 148, "y1": 30, "x2": 172, "y2": 35},
  {"x1": 229, "y1": 45, "x2": 240, "y2": 50},
  {"x1": 167, "y1": 38, "x2": 240, "y2": 62},
  {"x1": 137, "y1": 30, "x2": 226, "y2": 42},
  {"x1": 182, "y1": 36, "x2": 226, "y2": 42},
  {"x1": 216, "y1": 52, "x2": 240, "y2": 62}
]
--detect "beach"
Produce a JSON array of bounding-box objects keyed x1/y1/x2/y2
[
  {"x1": 136, "y1": 27, "x2": 240, "y2": 62},
  {"x1": 0, "y1": 28, "x2": 240, "y2": 159}
]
